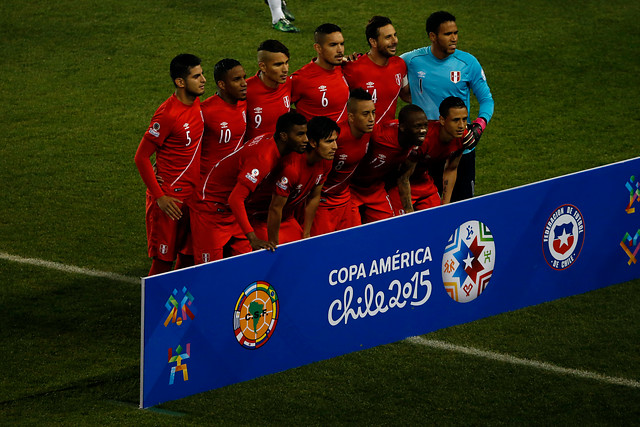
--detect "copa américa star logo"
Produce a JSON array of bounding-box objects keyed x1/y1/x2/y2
[
  {"x1": 233, "y1": 281, "x2": 279, "y2": 350},
  {"x1": 542, "y1": 204, "x2": 585, "y2": 270}
]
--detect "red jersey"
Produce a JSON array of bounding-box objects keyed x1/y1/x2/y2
[
  {"x1": 245, "y1": 73, "x2": 292, "y2": 141},
  {"x1": 320, "y1": 120, "x2": 371, "y2": 207},
  {"x1": 141, "y1": 94, "x2": 204, "y2": 200},
  {"x1": 247, "y1": 153, "x2": 332, "y2": 219},
  {"x1": 200, "y1": 94, "x2": 247, "y2": 173},
  {"x1": 351, "y1": 120, "x2": 416, "y2": 189},
  {"x1": 409, "y1": 122, "x2": 464, "y2": 188},
  {"x1": 290, "y1": 61, "x2": 349, "y2": 122},
  {"x1": 198, "y1": 134, "x2": 281, "y2": 205},
  {"x1": 342, "y1": 55, "x2": 407, "y2": 124}
]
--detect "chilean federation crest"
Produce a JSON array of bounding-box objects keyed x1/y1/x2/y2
[
  {"x1": 442, "y1": 220, "x2": 496, "y2": 303},
  {"x1": 542, "y1": 204, "x2": 585, "y2": 270}
]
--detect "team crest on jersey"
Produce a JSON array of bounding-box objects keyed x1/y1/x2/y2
[
  {"x1": 450, "y1": 71, "x2": 461, "y2": 83},
  {"x1": 233, "y1": 281, "x2": 279, "y2": 350},
  {"x1": 246, "y1": 168, "x2": 260, "y2": 183},
  {"x1": 149, "y1": 122, "x2": 161, "y2": 137},
  {"x1": 442, "y1": 220, "x2": 495, "y2": 303},
  {"x1": 542, "y1": 204, "x2": 585, "y2": 270},
  {"x1": 315, "y1": 174, "x2": 324, "y2": 185},
  {"x1": 395, "y1": 73, "x2": 402, "y2": 86},
  {"x1": 283, "y1": 96, "x2": 290, "y2": 109},
  {"x1": 159, "y1": 244, "x2": 169, "y2": 255}
]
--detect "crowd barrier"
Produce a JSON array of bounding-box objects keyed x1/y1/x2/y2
[{"x1": 140, "y1": 157, "x2": 640, "y2": 408}]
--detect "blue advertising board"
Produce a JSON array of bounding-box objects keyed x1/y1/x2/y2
[{"x1": 140, "y1": 157, "x2": 640, "y2": 408}]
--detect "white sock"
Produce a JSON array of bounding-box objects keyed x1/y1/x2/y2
[{"x1": 267, "y1": 0, "x2": 285, "y2": 24}]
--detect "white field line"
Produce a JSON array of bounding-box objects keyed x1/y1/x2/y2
[
  {"x1": 0, "y1": 251, "x2": 139, "y2": 284},
  {"x1": 406, "y1": 336, "x2": 640, "y2": 389}
]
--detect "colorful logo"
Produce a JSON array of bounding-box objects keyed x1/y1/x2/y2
[
  {"x1": 168, "y1": 343, "x2": 190, "y2": 385},
  {"x1": 625, "y1": 175, "x2": 640, "y2": 214},
  {"x1": 542, "y1": 204, "x2": 585, "y2": 270},
  {"x1": 164, "y1": 287, "x2": 195, "y2": 327},
  {"x1": 620, "y1": 230, "x2": 640, "y2": 265},
  {"x1": 442, "y1": 220, "x2": 496, "y2": 303},
  {"x1": 233, "y1": 281, "x2": 279, "y2": 349}
]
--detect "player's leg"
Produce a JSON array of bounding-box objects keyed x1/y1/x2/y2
[
  {"x1": 175, "y1": 205, "x2": 194, "y2": 269},
  {"x1": 277, "y1": 217, "x2": 303, "y2": 244},
  {"x1": 267, "y1": 0, "x2": 299, "y2": 32},
  {"x1": 146, "y1": 195, "x2": 179, "y2": 276},
  {"x1": 451, "y1": 150, "x2": 475, "y2": 202},
  {"x1": 413, "y1": 192, "x2": 442, "y2": 211}
]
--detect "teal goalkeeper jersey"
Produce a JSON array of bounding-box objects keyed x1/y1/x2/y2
[{"x1": 401, "y1": 46, "x2": 494, "y2": 123}]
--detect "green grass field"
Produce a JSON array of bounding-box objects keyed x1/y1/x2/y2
[{"x1": 1, "y1": 0, "x2": 639, "y2": 424}]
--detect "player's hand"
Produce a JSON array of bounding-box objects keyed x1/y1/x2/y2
[
  {"x1": 247, "y1": 232, "x2": 277, "y2": 252},
  {"x1": 156, "y1": 195, "x2": 183, "y2": 220},
  {"x1": 342, "y1": 52, "x2": 363, "y2": 63},
  {"x1": 462, "y1": 119, "x2": 485, "y2": 150},
  {"x1": 152, "y1": 162, "x2": 164, "y2": 184}
]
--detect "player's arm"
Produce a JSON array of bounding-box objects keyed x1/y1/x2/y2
[
  {"x1": 396, "y1": 158, "x2": 418, "y2": 213},
  {"x1": 468, "y1": 60, "x2": 494, "y2": 138},
  {"x1": 266, "y1": 193, "x2": 288, "y2": 245},
  {"x1": 399, "y1": 79, "x2": 412, "y2": 103},
  {"x1": 302, "y1": 183, "x2": 323, "y2": 238},
  {"x1": 134, "y1": 138, "x2": 182, "y2": 220},
  {"x1": 229, "y1": 183, "x2": 276, "y2": 251},
  {"x1": 441, "y1": 152, "x2": 463, "y2": 205}
]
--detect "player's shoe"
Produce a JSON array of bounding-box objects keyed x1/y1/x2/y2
[
  {"x1": 273, "y1": 18, "x2": 300, "y2": 33},
  {"x1": 281, "y1": 0, "x2": 295, "y2": 21}
]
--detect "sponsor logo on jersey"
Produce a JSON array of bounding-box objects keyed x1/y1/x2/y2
[
  {"x1": 366, "y1": 81, "x2": 375, "y2": 89},
  {"x1": 149, "y1": 122, "x2": 161, "y2": 137},
  {"x1": 450, "y1": 71, "x2": 461, "y2": 83},
  {"x1": 233, "y1": 281, "x2": 279, "y2": 350},
  {"x1": 417, "y1": 71, "x2": 426, "y2": 78},
  {"x1": 276, "y1": 176, "x2": 289, "y2": 191},
  {"x1": 220, "y1": 121, "x2": 229, "y2": 129},
  {"x1": 542, "y1": 204, "x2": 585, "y2": 270},
  {"x1": 318, "y1": 85, "x2": 327, "y2": 92},
  {"x1": 253, "y1": 107, "x2": 263, "y2": 114},
  {"x1": 246, "y1": 168, "x2": 260, "y2": 183},
  {"x1": 442, "y1": 220, "x2": 495, "y2": 303}
]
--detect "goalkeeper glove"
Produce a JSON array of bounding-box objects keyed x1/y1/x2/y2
[{"x1": 461, "y1": 117, "x2": 487, "y2": 150}]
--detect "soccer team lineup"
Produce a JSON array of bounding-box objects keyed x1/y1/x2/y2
[{"x1": 134, "y1": 12, "x2": 494, "y2": 277}]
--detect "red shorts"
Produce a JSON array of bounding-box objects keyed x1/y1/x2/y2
[
  {"x1": 252, "y1": 216, "x2": 303, "y2": 244},
  {"x1": 191, "y1": 202, "x2": 251, "y2": 264},
  {"x1": 388, "y1": 185, "x2": 441, "y2": 214},
  {"x1": 350, "y1": 183, "x2": 394, "y2": 224},
  {"x1": 311, "y1": 200, "x2": 360, "y2": 236},
  {"x1": 145, "y1": 195, "x2": 192, "y2": 262}
]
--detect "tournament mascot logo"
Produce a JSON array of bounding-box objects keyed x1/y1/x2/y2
[
  {"x1": 542, "y1": 204, "x2": 585, "y2": 270},
  {"x1": 233, "y1": 281, "x2": 279, "y2": 349},
  {"x1": 442, "y1": 220, "x2": 496, "y2": 303}
]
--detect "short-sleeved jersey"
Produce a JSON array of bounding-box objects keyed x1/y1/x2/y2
[
  {"x1": 200, "y1": 94, "x2": 247, "y2": 172},
  {"x1": 342, "y1": 55, "x2": 407, "y2": 124},
  {"x1": 290, "y1": 60, "x2": 350, "y2": 122},
  {"x1": 245, "y1": 72, "x2": 292, "y2": 141},
  {"x1": 198, "y1": 134, "x2": 281, "y2": 205},
  {"x1": 409, "y1": 122, "x2": 464, "y2": 187},
  {"x1": 351, "y1": 120, "x2": 416, "y2": 188},
  {"x1": 401, "y1": 47, "x2": 494, "y2": 123},
  {"x1": 320, "y1": 120, "x2": 371, "y2": 207},
  {"x1": 142, "y1": 94, "x2": 204, "y2": 200},
  {"x1": 247, "y1": 153, "x2": 332, "y2": 219}
]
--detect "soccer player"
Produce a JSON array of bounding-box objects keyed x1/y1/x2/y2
[
  {"x1": 192, "y1": 112, "x2": 308, "y2": 263},
  {"x1": 246, "y1": 116, "x2": 339, "y2": 244},
  {"x1": 391, "y1": 97, "x2": 467, "y2": 213},
  {"x1": 342, "y1": 16, "x2": 407, "y2": 124},
  {"x1": 311, "y1": 89, "x2": 375, "y2": 236},
  {"x1": 265, "y1": 0, "x2": 299, "y2": 33},
  {"x1": 246, "y1": 40, "x2": 292, "y2": 141},
  {"x1": 291, "y1": 23, "x2": 350, "y2": 122},
  {"x1": 134, "y1": 54, "x2": 206, "y2": 276},
  {"x1": 401, "y1": 11, "x2": 494, "y2": 202},
  {"x1": 200, "y1": 58, "x2": 247, "y2": 167},
  {"x1": 350, "y1": 103, "x2": 428, "y2": 224}
]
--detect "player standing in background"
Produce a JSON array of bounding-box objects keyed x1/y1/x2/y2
[
  {"x1": 134, "y1": 54, "x2": 206, "y2": 276},
  {"x1": 349, "y1": 103, "x2": 428, "y2": 224},
  {"x1": 291, "y1": 23, "x2": 350, "y2": 123},
  {"x1": 311, "y1": 89, "x2": 375, "y2": 236},
  {"x1": 200, "y1": 58, "x2": 247, "y2": 167},
  {"x1": 246, "y1": 40, "x2": 292, "y2": 141},
  {"x1": 342, "y1": 16, "x2": 407, "y2": 125},
  {"x1": 265, "y1": 0, "x2": 299, "y2": 33},
  {"x1": 246, "y1": 116, "x2": 339, "y2": 245},
  {"x1": 401, "y1": 11, "x2": 493, "y2": 202},
  {"x1": 391, "y1": 97, "x2": 467, "y2": 213},
  {"x1": 192, "y1": 112, "x2": 308, "y2": 263}
]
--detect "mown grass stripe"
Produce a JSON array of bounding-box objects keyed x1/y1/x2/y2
[
  {"x1": 0, "y1": 251, "x2": 139, "y2": 285},
  {"x1": 406, "y1": 336, "x2": 640, "y2": 389}
]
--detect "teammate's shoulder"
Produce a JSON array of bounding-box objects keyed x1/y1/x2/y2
[{"x1": 400, "y1": 47, "x2": 428, "y2": 61}]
